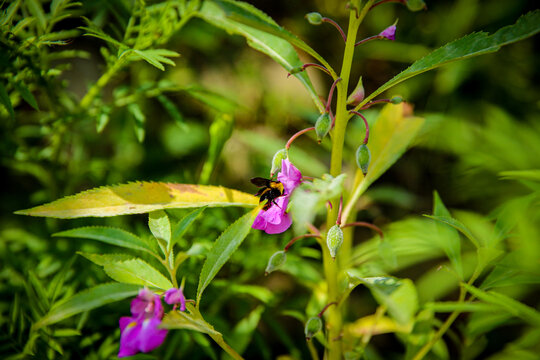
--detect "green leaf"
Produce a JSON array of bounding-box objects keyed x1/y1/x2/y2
[
  {"x1": 26, "y1": 0, "x2": 47, "y2": 32},
  {"x1": 53, "y1": 226, "x2": 155, "y2": 253},
  {"x1": 197, "y1": 0, "x2": 324, "y2": 113},
  {"x1": 345, "y1": 104, "x2": 424, "y2": 220},
  {"x1": 425, "y1": 301, "x2": 499, "y2": 313},
  {"x1": 34, "y1": 283, "x2": 140, "y2": 329},
  {"x1": 171, "y1": 207, "x2": 207, "y2": 247},
  {"x1": 200, "y1": 113, "x2": 234, "y2": 184},
  {"x1": 15, "y1": 182, "x2": 258, "y2": 218},
  {"x1": 228, "y1": 305, "x2": 265, "y2": 354},
  {"x1": 78, "y1": 252, "x2": 133, "y2": 266},
  {"x1": 128, "y1": 103, "x2": 146, "y2": 142},
  {"x1": 149, "y1": 210, "x2": 171, "y2": 246},
  {"x1": 0, "y1": 81, "x2": 14, "y2": 120},
  {"x1": 432, "y1": 191, "x2": 463, "y2": 279},
  {"x1": 161, "y1": 303, "x2": 220, "y2": 335},
  {"x1": 129, "y1": 49, "x2": 180, "y2": 71},
  {"x1": 183, "y1": 85, "x2": 239, "y2": 113},
  {"x1": 362, "y1": 10, "x2": 540, "y2": 105},
  {"x1": 100, "y1": 258, "x2": 173, "y2": 290},
  {"x1": 499, "y1": 170, "x2": 540, "y2": 182},
  {"x1": 13, "y1": 81, "x2": 39, "y2": 110},
  {"x1": 463, "y1": 283, "x2": 540, "y2": 327},
  {"x1": 156, "y1": 94, "x2": 185, "y2": 128},
  {"x1": 424, "y1": 215, "x2": 480, "y2": 248},
  {"x1": 197, "y1": 207, "x2": 260, "y2": 304}
]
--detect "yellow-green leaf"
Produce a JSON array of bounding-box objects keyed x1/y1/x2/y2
[{"x1": 15, "y1": 182, "x2": 258, "y2": 218}]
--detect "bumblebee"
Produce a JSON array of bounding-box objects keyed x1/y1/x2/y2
[{"x1": 251, "y1": 177, "x2": 285, "y2": 210}]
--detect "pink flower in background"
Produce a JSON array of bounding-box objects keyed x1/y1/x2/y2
[
  {"x1": 379, "y1": 24, "x2": 397, "y2": 41},
  {"x1": 164, "y1": 288, "x2": 186, "y2": 311},
  {"x1": 118, "y1": 288, "x2": 168, "y2": 357},
  {"x1": 252, "y1": 159, "x2": 302, "y2": 234}
]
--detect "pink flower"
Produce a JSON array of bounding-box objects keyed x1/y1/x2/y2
[
  {"x1": 118, "y1": 288, "x2": 168, "y2": 357},
  {"x1": 164, "y1": 288, "x2": 186, "y2": 311},
  {"x1": 252, "y1": 159, "x2": 302, "y2": 234},
  {"x1": 379, "y1": 24, "x2": 396, "y2": 41}
]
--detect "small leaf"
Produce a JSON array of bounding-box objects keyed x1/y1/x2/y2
[
  {"x1": 34, "y1": 283, "x2": 140, "y2": 329},
  {"x1": 26, "y1": 0, "x2": 47, "y2": 31},
  {"x1": 128, "y1": 103, "x2": 146, "y2": 142},
  {"x1": 13, "y1": 81, "x2": 39, "y2": 110},
  {"x1": 101, "y1": 258, "x2": 173, "y2": 290},
  {"x1": 171, "y1": 206, "x2": 207, "y2": 247},
  {"x1": 161, "y1": 303, "x2": 220, "y2": 335},
  {"x1": 183, "y1": 85, "x2": 239, "y2": 113},
  {"x1": 425, "y1": 301, "x2": 499, "y2": 313},
  {"x1": 424, "y1": 215, "x2": 480, "y2": 248},
  {"x1": 200, "y1": 113, "x2": 234, "y2": 185},
  {"x1": 345, "y1": 314, "x2": 411, "y2": 336},
  {"x1": 156, "y1": 94, "x2": 185, "y2": 128},
  {"x1": 228, "y1": 305, "x2": 264, "y2": 353},
  {"x1": 16, "y1": 182, "x2": 258, "y2": 218},
  {"x1": 149, "y1": 210, "x2": 171, "y2": 246},
  {"x1": 0, "y1": 81, "x2": 14, "y2": 120},
  {"x1": 53, "y1": 226, "x2": 155, "y2": 253},
  {"x1": 196, "y1": 207, "x2": 260, "y2": 304}
]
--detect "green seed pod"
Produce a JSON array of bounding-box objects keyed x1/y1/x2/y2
[
  {"x1": 390, "y1": 95, "x2": 404, "y2": 104},
  {"x1": 305, "y1": 12, "x2": 323, "y2": 25},
  {"x1": 315, "y1": 113, "x2": 332, "y2": 143},
  {"x1": 406, "y1": 0, "x2": 426, "y2": 11},
  {"x1": 347, "y1": 76, "x2": 365, "y2": 106},
  {"x1": 326, "y1": 225, "x2": 344, "y2": 259},
  {"x1": 270, "y1": 148, "x2": 288, "y2": 176},
  {"x1": 304, "y1": 316, "x2": 323, "y2": 341},
  {"x1": 265, "y1": 251, "x2": 287, "y2": 275},
  {"x1": 356, "y1": 144, "x2": 371, "y2": 176}
]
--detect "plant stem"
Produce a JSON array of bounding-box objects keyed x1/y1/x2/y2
[
  {"x1": 208, "y1": 333, "x2": 244, "y2": 360},
  {"x1": 80, "y1": 57, "x2": 126, "y2": 109}
]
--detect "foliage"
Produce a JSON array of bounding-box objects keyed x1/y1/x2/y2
[{"x1": 2, "y1": 0, "x2": 539, "y2": 359}]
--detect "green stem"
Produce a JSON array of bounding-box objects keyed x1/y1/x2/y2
[
  {"x1": 80, "y1": 57, "x2": 125, "y2": 109},
  {"x1": 208, "y1": 333, "x2": 244, "y2": 360}
]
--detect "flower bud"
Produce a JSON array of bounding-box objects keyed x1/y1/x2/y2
[
  {"x1": 304, "y1": 316, "x2": 322, "y2": 341},
  {"x1": 326, "y1": 225, "x2": 344, "y2": 259},
  {"x1": 305, "y1": 12, "x2": 323, "y2": 25},
  {"x1": 265, "y1": 251, "x2": 287, "y2": 275},
  {"x1": 347, "y1": 76, "x2": 365, "y2": 106},
  {"x1": 391, "y1": 95, "x2": 403, "y2": 104},
  {"x1": 315, "y1": 113, "x2": 332, "y2": 143},
  {"x1": 270, "y1": 148, "x2": 288, "y2": 176},
  {"x1": 356, "y1": 144, "x2": 371, "y2": 176},
  {"x1": 379, "y1": 24, "x2": 397, "y2": 41},
  {"x1": 406, "y1": 0, "x2": 427, "y2": 11}
]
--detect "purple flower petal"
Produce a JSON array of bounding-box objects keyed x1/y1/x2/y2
[
  {"x1": 264, "y1": 212, "x2": 292, "y2": 234},
  {"x1": 379, "y1": 24, "x2": 396, "y2": 41},
  {"x1": 118, "y1": 319, "x2": 142, "y2": 357},
  {"x1": 278, "y1": 159, "x2": 302, "y2": 194},
  {"x1": 164, "y1": 288, "x2": 186, "y2": 311},
  {"x1": 137, "y1": 317, "x2": 168, "y2": 353}
]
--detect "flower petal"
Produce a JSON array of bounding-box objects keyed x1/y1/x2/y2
[
  {"x1": 164, "y1": 288, "x2": 186, "y2": 311},
  {"x1": 138, "y1": 317, "x2": 168, "y2": 353},
  {"x1": 278, "y1": 159, "x2": 302, "y2": 194},
  {"x1": 264, "y1": 212, "x2": 292, "y2": 234},
  {"x1": 118, "y1": 319, "x2": 142, "y2": 357},
  {"x1": 379, "y1": 25, "x2": 396, "y2": 41}
]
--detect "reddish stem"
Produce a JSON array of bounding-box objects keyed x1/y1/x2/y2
[
  {"x1": 284, "y1": 234, "x2": 321, "y2": 252},
  {"x1": 369, "y1": 0, "x2": 407, "y2": 11},
  {"x1": 307, "y1": 223, "x2": 321, "y2": 236},
  {"x1": 355, "y1": 34, "x2": 385, "y2": 47},
  {"x1": 360, "y1": 99, "x2": 392, "y2": 110},
  {"x1": 321, "y1": 17, "x2": 347, "y2": 42},
  {"x1": 336, "y1": 196, "x2": 343, "y2": 226},
  {"x1": 318, "y1": 302, "x2": 338, "y2": 318},
  {"x1": 326, "y1": 77, "x2": 342, "y2": 113},
  {"x1": 287, "y1": 63, "x2": 332, "y2": 78},
  {"x1": 341, "y1": 221, "x2": 383, "y2": 239},
  {"x1": 286, "y1": 127, "x2": 315, "y2": 150},
  {"x1": 349, "y1": 111, "x2": 369, "y2": 145}
]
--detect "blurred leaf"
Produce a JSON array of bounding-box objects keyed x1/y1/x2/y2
[
  {"x1": 346, "y1": 104, "x2": 424, "y2": 218},
  {"x1": 0, "y1": 81, "x2": 14, "y2": 120},
  {"x1": 156, "y1": 94, "x2": 185, "y2": 128},
  {"x1": 197, "y1": 207, "x2": 260, "y2": 304},
  {"x1": 197, "y1": 0, "x2": 324, "y2": 113},
  {"x1": 26, "y1": 0, "x2": 47, "y2": 32},
  {"x1": 162, "y1": 304, "x2": 220, "y2": 335},
  {"x1": 432, "y1": 191, "x2": 463, "y2": 278},
  {"x1": 424, "y1": 215, "x2": 480, "y2": 248},
  {"x1": 200, "y1": 113, "x2": 234, "y2": 184},
  {"x1": 183, "y1": 85, "x2": 239, "y2": 113},
  {"x1": 13, "y1": 81, "x2": 39, "y2": 110},
  {"x1": 499, "y1": 170, "x2": 540, "y2": 182},
  {"x1": 54, "y1": 226, "x2": 156, "y2": 253},
  {"x1": 34, "y1": 283, "x2": 140, "y2": 329},
  {"x1": 345, "y1": 314, "x2": 411, "y2": 337},
  {"x1": 78, "y1": 252, "x2": 134, "y2": 267},
  {"x1": 149, "y1": 210, "x2": 172, "y2": 247},
  {"x1": 16, "y1": 182, "x2": 258, "y2": 218},
  {"x1": 362, "y1": 10, "x2": 540, "y2": 105},
  {"x1": 425, "y1": 301, "x2": 499, "y2": 313},
  {"x1": 128, "y1": 103, "x2": 146, "y2": 142},
  {"x1": 171, "y1": 207, "x2": 207, "y2": 248},
  {"x1": 463, "y1": 283, "x2": 540, "y2": 327},
  {"x1": 228, "y1": 305, "x2": 264, "y2": 355}
]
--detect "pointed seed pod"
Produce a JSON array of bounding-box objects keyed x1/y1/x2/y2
[
  {"x1": 265, "y1": 251, "x2": 287, "y2": 275},
  {"x1": 356, "y1": 144, "x2": 371, "y2": 175},
  {"x1": 347, "y1": 76, "x2": 365, "y2": 106},
  {"x1": 304, "y1": 316, "x2": 323, "y2": 341},
  {"x1": 270, "y1": 149, "x2": 288, "y2": 176},
  {"x1": 391, "y1": 95, "x2": 403, "y2": 104},
  {"x1": 326, "y1": 225, "x2": 344, "y2": 259},
  {"x1": 406, "y1": 0, "x2": 426, "y2": 11},
  {"x1": 315, "y1": 113, "x2": 332, "y2": 143},
  {"x1": 305, "y1": 12, "x2": 323, "y2": 25}
]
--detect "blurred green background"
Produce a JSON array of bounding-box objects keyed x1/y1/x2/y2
[{"x1": 1, "y1": 0, "x2": 539, "y2": 358}]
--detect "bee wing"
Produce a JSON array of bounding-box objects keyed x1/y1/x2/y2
[{"x1": 250, "y1": 177, "x2": 269, "y2": 187}]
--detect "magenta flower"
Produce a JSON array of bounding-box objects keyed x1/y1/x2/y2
[
  {"x1": 379, "y1": 24, "x2": 396, "y2": 41},
  {"x1": 252, "y1": 159, "x2": 302, "y2": 234},
  {"x1": 164, "y1": 288, "x2": 186, "y2": 311},
  {"x1": 118, "y1": 288, "x2": 168, "y2": 358}
]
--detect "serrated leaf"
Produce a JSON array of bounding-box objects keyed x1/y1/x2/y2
[
  {"x1": 346, "y1": 104, "x2": 424, "y2": 219},
  {"x1": 161, "y1": 303, "x2": 220, "y2": 335},
  {"x1": 34, "y1": 283, "x2": 140, "y2": 329},
  {"x1": 13, "y1": 82, "x2": 39, "y2": 110},
  {"x1": 171, "y1": 206, "x2": 207, "y2": 248},
  {"x1": 16, "y1": 182, "x2": 258, "y2": 218},
  {"x1": 100, "y1": 258, "x2": 173, "y2": 290},
  {"x1": 0, "y1": 81, "x2": 14, "y2": 120},
  {"x1": 196, "y1": 207, "x2": 260, "y2": 304},
  {"x1": 197, "y1": 0, "x2": 324, "y2": 113},
  {"x1": 361, "y1": 10, "x2": 540, "y2": 106},
  {"x1": 149, "y1": 210, "x2": 171, "y2": 246},
  {"x1": 463, "y1": 283, "x2": 540, "y2": 327},
  {"x1": 53, "y1": 226, "x2": 155, "y2": 253},
  {"x1": 425, "y1": 215, "x2": 480, "y2": 248},
  {"x1": 78, "y1": 252, "x2": 134, "y2": 267}
]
